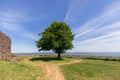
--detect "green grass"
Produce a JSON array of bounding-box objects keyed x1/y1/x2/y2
[
  {"x1": 30, "y1": 56, "x2": 76, "y2": 64},
  {"x1": 0, "y1": 56, "x2": 74, "y2": 80},
  {"x1": 49, "y1": 58, "x2": 76, "y2": 64},
  {"x1": 1, "y1": 55, "x2": 120, "y2": 80},
  {"x1": 61, "y1": 59, "x2": 120, "y2": 80},
  {"x1": 0, "y1": 60, "x2": 44, "y2": 80}
]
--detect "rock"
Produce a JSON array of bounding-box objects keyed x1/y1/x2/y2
[{"x1": 12, "y1": 57, "x2": 22, "y2": 61}]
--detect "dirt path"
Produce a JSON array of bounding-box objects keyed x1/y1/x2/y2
[
  {"x1": 45, "y1": 63, "x2": 65, "y2": 80},
  {"x1": 34, "y1": 59, "x2": 81, "y2": 80}
]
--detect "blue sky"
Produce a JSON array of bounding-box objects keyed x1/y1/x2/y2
[{"x1": 0, "y1": 0, "x2": 120, "y2": 53}]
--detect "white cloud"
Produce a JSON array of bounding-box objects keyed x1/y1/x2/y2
[
  {"x1": 75, "y1": 5, "x2": 120, "y2": 38},
  {"x1": 24, "y1": 33, "x2": 38, "y2": 40},
  {"x1": 0, "y1": 9, "x2": 38, "y2": 40},
  {"x1": 71, "y1": 1, "x2": 120, "y2": 52},
  {"x1": 64, "y1": 0, "x2": 89, "y2": 22},
  {"x1": 0, "y1": 22, "x2": 20, "y2": 30},
  {"x1": 75, "y1": 31, "x2": 120, "y2": 45},
  {"x1": 73, "y1": 30, "x2": 120, "y2": 52}
]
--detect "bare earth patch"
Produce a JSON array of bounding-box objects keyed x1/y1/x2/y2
[
  {"x1": 45, "y1": 63, "x2": 65, "y2": 80},
  {"x1": 33, "y1": 59, "x2": 81, "y2": 80}
]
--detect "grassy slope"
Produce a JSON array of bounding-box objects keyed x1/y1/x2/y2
[
  {"x1": 61, "y1": 59, "x2": 120, "y2": 80},
  {"x1": 0, "y1": 56, "x2": 75, "y2": 80},
  {"x1": 1, "y1": 56, "x2": 120, "y2": 80},
  {"x1": 0, "y1": 59, "x2": 44, "y2": 80}
]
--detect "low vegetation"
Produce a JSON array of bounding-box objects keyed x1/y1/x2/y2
[
  {"x1": 0, "y1": 58, "x2": 44, "y2": 80},
  {"x1": 61, "y1": 59, "x2": 120, "y2": 80},
  {"x1": 30, "y1": 56, "x2": 76, "y2": 64},
  {"x1": 0, "y1": 55, "x2": 120, "y2": 80}
]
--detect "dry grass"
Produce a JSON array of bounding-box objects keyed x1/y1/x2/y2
[{"x1": 0, "y1": 58, "x2": 44, "y2": 80}]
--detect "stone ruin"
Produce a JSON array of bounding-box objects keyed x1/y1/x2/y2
[{"x1": 0, "y1": 31, "x2": 11, "y2": 60}]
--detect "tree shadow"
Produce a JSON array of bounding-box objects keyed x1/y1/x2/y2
[{"x1": 30, "y1": 57, "x2": 63, "y2": 62}]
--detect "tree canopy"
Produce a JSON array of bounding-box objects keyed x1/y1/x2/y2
[{"x1": 36, "y1": 21, "x2": 74, "y2": 59}]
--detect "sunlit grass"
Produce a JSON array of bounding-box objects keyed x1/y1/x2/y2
[
  {"x1": 0, "y1": 60, "x2": 44, "y2": 80},
  {"x1": 61, "y1": 59, "x2": 120, "y2": 80},
  {"x1": 1, "y1": 55, "x2": 120, "y2": 80}
]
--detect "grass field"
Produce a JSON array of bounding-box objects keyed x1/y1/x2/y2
[
  {"x1": 0, "y1": 58, "x2": 44, "y2": 80},
  {"x1": 0, "y1": 56, "x2": 120, "y2": 80},
  {"x1": 30, "y1": 56, "x2": 76, "y2": 64},
  {"x1": 61, "y1": 59, "x2": 120, "y2": 80}
]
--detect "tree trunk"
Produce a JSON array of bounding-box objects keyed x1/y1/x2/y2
[{"x1": 58, "y1": 52, "x2": 61, "y2": 59}]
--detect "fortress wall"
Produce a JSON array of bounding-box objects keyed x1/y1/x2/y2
[{"x1": 0, "y1": 31, "x2": 11, "y2": 60}]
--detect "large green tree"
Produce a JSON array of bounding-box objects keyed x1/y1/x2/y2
[{"x1": 36, "y1": 21, "x2": 74, "y2": 59}]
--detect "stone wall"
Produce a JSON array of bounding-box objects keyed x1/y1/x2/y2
[{"x1": 0, "y1": 31, "x2": 11, "y2": 60}]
